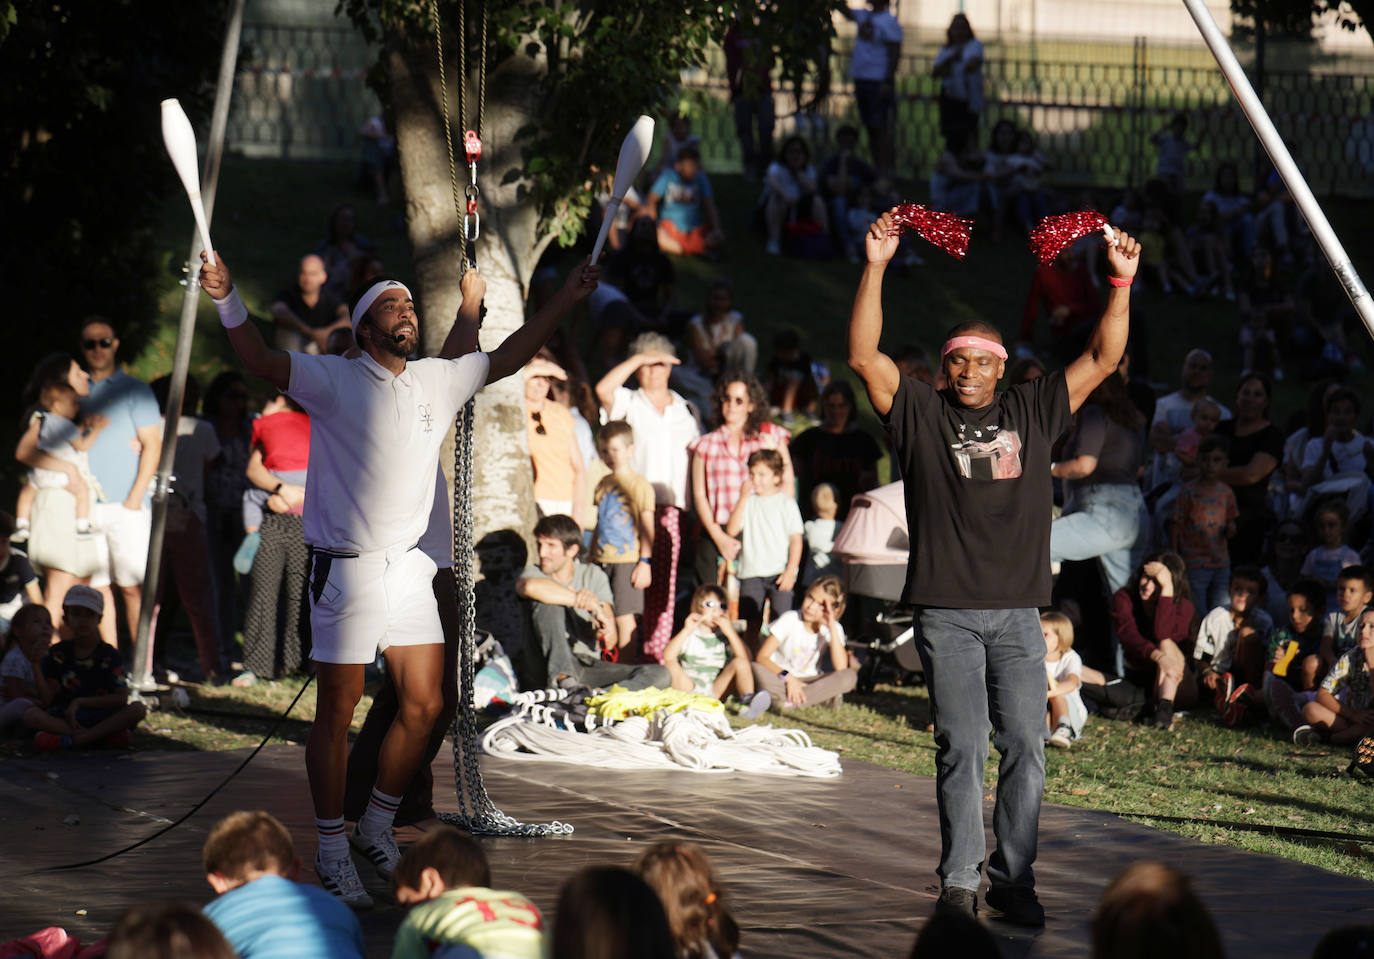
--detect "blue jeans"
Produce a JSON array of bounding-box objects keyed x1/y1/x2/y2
[
  {"x1": 1188, "y1": 565, "x2": 1230, "y2": 614},
  {"x1": 915, "y1": 606, "x2": 1046, "y2": 892},
  {"x1": 1050, "y1": 483, "x2": 1148, "y2": 596}
]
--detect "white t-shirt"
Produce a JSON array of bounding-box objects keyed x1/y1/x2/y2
[
  {"x1": 608, "y1": 386, "x2": 701, "y2": 509},
  {"x1": 849, "y1": 8, "x2": 902, "y2": 82},
  {"x1": 805, "y1": 518, "x2": 837, "y2": 572},
  {"x1": 1151, "y1": 391, "x2": 1232, "y2": 435},
  {"x1": 287, "y1": 350, "x2": 490, "y2": 554},
  {"x1": 1301, "y1": 432, "x2": 1370, "y2": 478},
  {"x1": 737, "y1": 492, "x2": 804, "y2": 580},
  {"x1": 932, "y1": 38, "x2": 984, "y2": 110},
  {"x1": 1194, "y1": 605, "x2": 1273, "y2": 674},
  {"x1": 0, "y1": 646, "x2": 34, "y2": 704},
  {"x1": 417, "y1": 467, "x2": 452, "y2": 570},
  {"x1": 766, "y1": 609, "x2": 844, "y2": 680}
]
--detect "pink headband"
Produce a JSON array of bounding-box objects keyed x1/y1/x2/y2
[{"x1": 941, "y1": 335, "x2": 1008, "y2": 361}]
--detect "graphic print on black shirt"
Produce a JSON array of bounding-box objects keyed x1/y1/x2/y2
[{"x1": 941, "y1": 415, "x2": 1024, "y2": 480}]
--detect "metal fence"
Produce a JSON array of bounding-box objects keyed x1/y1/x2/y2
[{"x1": 227, "y1": 23, "x2": 1374, "y2": 195}]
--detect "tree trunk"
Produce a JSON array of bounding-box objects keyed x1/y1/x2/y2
[{"x1": 387, "y1": 37, "x2": 552, "y2": 651}]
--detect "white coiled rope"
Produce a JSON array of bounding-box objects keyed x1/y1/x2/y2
[{"x1": 481, "y1": 708, "x2": 842, "y2": 778}]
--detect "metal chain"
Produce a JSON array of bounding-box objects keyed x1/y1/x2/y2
[{"x1": 432, "y1": 0, "x2": 569, "y2": 838}]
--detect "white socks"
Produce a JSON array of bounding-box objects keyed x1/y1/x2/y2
[{"x1": 357, "y1": 786, "x2": 401, "y2": 839}]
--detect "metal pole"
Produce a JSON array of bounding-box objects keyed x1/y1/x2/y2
[
  {"x1": 130, "y1": 0, "x2": 247, "y2": 693},
  {"x1": 1180, "y1": 0, "x2": 1374, "y2": 339}
]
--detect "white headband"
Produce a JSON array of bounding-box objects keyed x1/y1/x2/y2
[{"x1": 351, "y1": 280, "x2": 413, "y2": 331}]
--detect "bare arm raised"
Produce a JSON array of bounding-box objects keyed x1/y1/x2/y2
[
  {"x1": 200, "y1": 252, "x2": 292, "y2": 392},
  {"x1": 486, "y1": 260, "x2": 599, "y2": 384},
  {"x1": 846, "y1": 211, "x2": 903, "y2": 417},
  {"x1": 1063, "y1": 230, "x2": 1141, "y2": 413}
]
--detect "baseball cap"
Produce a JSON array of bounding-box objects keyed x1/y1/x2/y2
[{"x1": 63, "y1": 584, "x2": 104, "y2": 616}]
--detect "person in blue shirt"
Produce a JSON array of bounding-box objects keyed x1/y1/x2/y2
[
  {"x1": 77, "y1": 318, "x2": 162, "y2": 645},
  {"x1": 645, "y1": 145, "x2": 724, "y2": 257},
  {"x1": 203, "y1": 810, "x2": 369, "y2": 951}
]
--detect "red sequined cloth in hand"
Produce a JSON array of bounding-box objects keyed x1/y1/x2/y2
[
  {"x1": 887, "y1": 203, "x2": 974, "y2": 260},
  {"x1": 1028, "y1": 211, "x2": 1116, "y2": 264}
]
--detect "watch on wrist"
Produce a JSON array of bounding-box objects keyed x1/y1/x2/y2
[{"x1": 778, "y1": 669, "x2": 790, "y2": 681}]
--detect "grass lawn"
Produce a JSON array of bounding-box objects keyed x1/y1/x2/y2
[{"x1": 101, "y1": 153, "x2": 1374, "y2": 884}]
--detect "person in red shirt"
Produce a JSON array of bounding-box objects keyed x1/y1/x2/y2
[
  {"x1": 1107, "y1": 552, "x2": 1199, "y2": 728},
  {"x1": 1020, "y1": 248, "x2": 1102, "y2": 364}
]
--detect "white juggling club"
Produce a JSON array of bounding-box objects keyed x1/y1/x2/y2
[
  {"x1": 589, "y1": 115, "x2": 655, "y2": 262},
  {"x1": 161, "y1": 98, "x2": 216, "y2": 265}
]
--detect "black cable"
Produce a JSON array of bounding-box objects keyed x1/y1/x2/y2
[{"x1": 35, "y1": 676, "x2": 314, "y2": 873}]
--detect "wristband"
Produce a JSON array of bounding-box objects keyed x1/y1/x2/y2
[
  {"x1": 212, "y1": 286, "x2": 249, "y2": 329},
  {"x1": 272, "y1": 482, "x2": 283, "y2": 495},
  {"x1": 638, "y1": 557, "x2": 652, "y2": 565},
  {"x1": 1107, "y1": 275, "x2": 1133, "y2": 288}
]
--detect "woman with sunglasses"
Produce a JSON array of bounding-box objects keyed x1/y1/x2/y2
[{"x1": 524, "y1": 356, "x2": 586, "y2": 529}]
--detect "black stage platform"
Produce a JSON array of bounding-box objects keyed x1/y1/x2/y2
[{"x1": 3, "y1": 745, "x2": 1370, "y2": 956}]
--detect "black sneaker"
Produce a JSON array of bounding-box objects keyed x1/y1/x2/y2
[
  {"x1": 984, "y1": 885, "x2": 1045, "y2": 927},
  {"x1": 934, "y1": 886, "x2": 978, "y2": 918}
]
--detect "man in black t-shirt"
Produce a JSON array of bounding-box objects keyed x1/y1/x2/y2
[
  {"x1": 269, "y1": 254, "x2": 350, "y2": 354},
  {"x1": 848, "y1": 211, "x2": 1140, "y2": 925}
]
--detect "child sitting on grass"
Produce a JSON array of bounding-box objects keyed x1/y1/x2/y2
[
  {"x1": 634, "y1": 841, "x2": 741, "y2": 959},
  {"x1": 1041, "y1": 611, "x2": 1087, "y2": 750},
  {"x1": 1263, "y1": 579, "x2": 1327, "y2": 731},
  {"x1": 22, "y1": 585, "x2": 145, "y2": 750},
  {"x1": 1318, "y1": 564, "x2": 1373, "y2": 678},
  {"x1": 1294, "y1": 607, "x2": 1374, "y2": 746},
  {"x1": 1, "y1": 604, "x2": 51, "y2": 731},
  {"x1": 202, "y1": 810, "x2": 365, "y2": 956},
  {"x1": 663, "y1": 585, "x2": 769, "y2": 718},
  {"x1": 751, "y1": 575, "x2": 856, "y2": 710},
  {"x1": 726, "y1": 448, "x2": 804, "y2": 644},
  {"x1": 1192, "y1": 565, "x2": 1272, "y2": 726},
  {"x1": 392, "y1": 825, "x2": 545, "y2": 959}
]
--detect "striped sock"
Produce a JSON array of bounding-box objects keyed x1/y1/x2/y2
[
  {"x1": 316, "y1": 815, "x2": 348, "y2": 862},
  {"x1": 358, "y1": 786, "x2": 402, "y2": 839}
]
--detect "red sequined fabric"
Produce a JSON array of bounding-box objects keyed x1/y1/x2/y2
[
  {"x1": 888, "y1": 203, "x2": 974, "y2": 260},
  {"x1": 1028, "y1": 210, "x2": 1110, "y2": 264}
]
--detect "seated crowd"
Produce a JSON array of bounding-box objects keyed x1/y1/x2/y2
[{"x1": 43, "y1": 805, "x2": 1372, "y2": 958}]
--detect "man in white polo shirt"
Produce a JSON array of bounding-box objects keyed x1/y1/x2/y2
[{"x1": 200, "y1": 251, "x2": 598, "y2": 908}]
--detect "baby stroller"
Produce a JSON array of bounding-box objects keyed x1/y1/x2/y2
[{"x1": 832, "y1": 482, "x2": 922, "y2": 692}]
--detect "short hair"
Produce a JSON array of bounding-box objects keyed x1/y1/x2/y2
[
  {"x1": 1040, "y1": 611, "x2": 1075, "y2": 651},
  {"x1": 943, "y1": 320, "x2": 1003, "y2": 344},
  {"x1": 533, "y1": 514, "x2": 583, "y2": 552},
  {"x1": 806, "y1": 574, "x2": 847, "y2": 617},
  {"x1": 746, "y1": 448, "x2": 784, "y2": 477},
  {"x1": 391, "y1": 825, "x2": 491, "y2": 893},
  {"x1": 1197, "y1": 435, "x2": 1229, "y2": 458},
  {"x1": 629, "y1": 331, "x2": 676, "y2": 359},
  {"x1": 106, "y1": 902, "x2": 237, "y2": 959},
  {"x1": 1230, "y1": 565, "x2": 1266, "y2": 599},
  {"x1": 820, "y1": 380, "x2": 859, "y2": 428},
  {"x1": 1336, "y1": 564, "x2": 1373, "y2": 593},
  {"x1": 675, "y1": 143, "x2": 701, "y2": 163},
  {"x1": 1190, "y1": 398, "x2": 1221, "y2": 419},
  {"x1": 596, "y1": 420, "x2": 634, "y2": 456},
  {"x1": 1091, "y1": 862, "x2": 1224, "y2": 959},
  {"x1": 80, "y1": 315, "x2": 118, "y2": 339},
  {"x1": 691, "y1": 584, "x2": 726, "y2": 611},
  {"x1": 202, "y1": 810, "x2": 296, "y2": 880},
  {"x1": 1314, "y1": 498, "x2": 1350, "y2": 525}
]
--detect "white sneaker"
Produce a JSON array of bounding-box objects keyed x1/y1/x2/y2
[
  {"x1": 1048, "y1": 726, "x2": 1073, "y2": 750},
  {"x1": 314, "y1": 853, "x2": 373, "y2": 909},
  {"x1": 350, "y1": 826, "x2": 401, "y2": 879},
  {"x1": 741, "y1": 690, "x2": 771, "y2": 720},
  {"x1": 1293, "y1": 724, "x2": 1320, "y2": 747}
]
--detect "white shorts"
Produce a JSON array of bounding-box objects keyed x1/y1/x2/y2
[
  {"x1": 90, "y1": 502, "x2": 152, "y2": 589},
  {"x1": 307, "y1": 545, "x2": 441, "y2": 664}
]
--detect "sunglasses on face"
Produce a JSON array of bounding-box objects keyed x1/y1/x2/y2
[
  {"x1": 82, "y1": 337, "x2": 114, "y2": 350},
  {"x1": 700, "y1": 600, "x2": 722, "y2": 609},
  {"x1": 531, "y1": 411, "x2": 547, "y2": 435}
]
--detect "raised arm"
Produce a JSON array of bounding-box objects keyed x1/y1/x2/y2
[
  {"x1": 594, "y1": 350, "x2": 678, "y2": 415},
  {"x1": 485, "y1": 260, "x2": 599, "y2": 384},
  {"x1": 200, "y1": 252, "x2": 292, "y2": 392},
  {"x1": 847, "y1": 211, "x2": 903, "y2": 416},
  {"x1": 440, "y1": 270, "x2": 487, "y2": 359},
  {"x1": 1063, "y1": 229, "x2": 1140, "y2": 413}
]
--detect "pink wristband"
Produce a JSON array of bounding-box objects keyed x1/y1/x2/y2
[{"x1": 1107, "y1": 275, "x2": 1132, "y2": 288}]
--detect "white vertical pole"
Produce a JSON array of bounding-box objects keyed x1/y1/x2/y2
[{"x1": 1180, "y1": 0, "x2": 1374, "y2": 340}]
